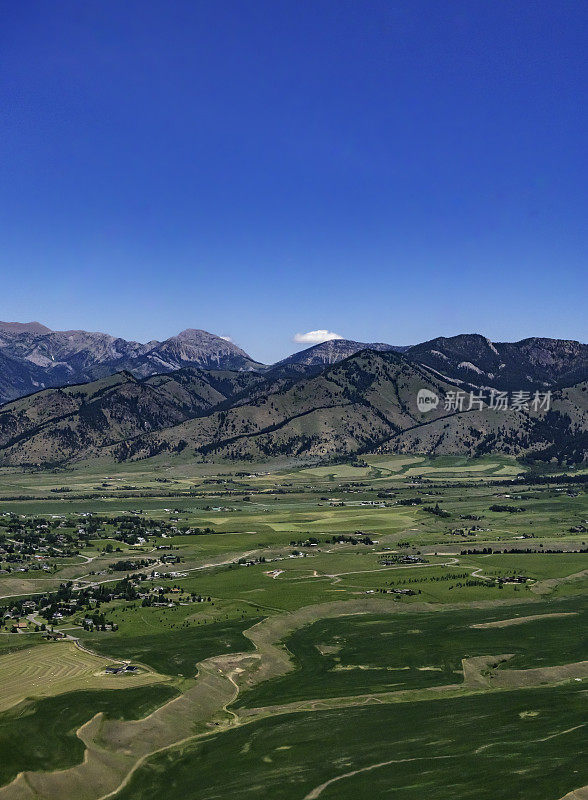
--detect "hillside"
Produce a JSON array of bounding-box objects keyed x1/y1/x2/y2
[
  {"x1": 382, "y1": 381, "x2": 588, "y2": 462},
  {"x1": 0, "y1": 368, "x2": 263, "y2": 466},
  {"x1": 0, "y1": 351, "x2": 50, "y2": 406},
  {"x1": 111, "y1": 351, "x2": 457, "y2": 462},
  {"x1": 110, "y1": 353, "x2": 588, "y2": 464},
  {"x1": 0, "y1": 349, "x2": 586, "y2": 468}
]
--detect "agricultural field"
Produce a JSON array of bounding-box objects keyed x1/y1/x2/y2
[
  {"x1": 0, "y1": 454, "x2": 586, "y2": 800},
  {"x1": 0, "y1": 640, "x2": 167, "y2": 712}
]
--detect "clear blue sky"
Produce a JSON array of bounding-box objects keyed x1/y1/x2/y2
[{"x1": 1, "y1": 0, "x2": 586, "y2": 362}]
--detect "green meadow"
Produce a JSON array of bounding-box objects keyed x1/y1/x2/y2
[
  {"x1": 114, "y1": 684, "x2": 588, "y2": 800},
  {"x1": 235, "y1": 596, "x2": 587, "y2": 707},
  {"x1": 81, "y1": 616, "x2": 260, "y2": 677},
  {"x1": 0, "y1": 684, "x2": 178, "y2": 787}
]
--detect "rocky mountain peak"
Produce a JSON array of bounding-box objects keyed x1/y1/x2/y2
[{"x1": 0, "y1": 321, "x2": 52, "y2": 335}]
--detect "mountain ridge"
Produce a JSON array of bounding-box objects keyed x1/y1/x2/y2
[
  {"x1": 0, "y1": 324, "x2": 261, "y2": 402},
  {"x1": 274, "y1": 339, "x2": 409, "y2": 369},
  {"x1": 0, "y1": 349, "x2": 584, "y2": 467},
  {"x1": 0, "y1": 323, "x2": 586, "y2": 417},
  {"x1": 406, "y1": 334, "x2": 587, "y2": 391}
]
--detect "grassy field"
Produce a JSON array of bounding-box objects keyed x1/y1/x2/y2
[
  {"x1": 0, "y1": 684, "x2": 178, "y2": 788},
  {"x1": 81, "y1": 616, "x2": 261, "y2": 677},
  {"x1": 0, "y1": 454, "x2": 585, "y2": 800},
  {"x1": 114, "y1": 684, "x2": 588, "y2": 800},
  {"x1": 235, "y1": 596, "x2": 587, "y2": 707}
]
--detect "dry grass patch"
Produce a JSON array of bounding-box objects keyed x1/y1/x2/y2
[
  {"x1": 471, "y1": 612, "x2": 578, "y2": 629},
  {"x1": 0, "y1": 642, "x2": 166, "y2": 713}
]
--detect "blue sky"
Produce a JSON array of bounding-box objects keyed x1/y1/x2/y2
[{"x1": 0, "y1": 0, "x2": 586, "y2": 362}]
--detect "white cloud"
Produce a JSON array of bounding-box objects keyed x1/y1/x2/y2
[
  {"x1": 219, "y1": 335, "x2": 233, "y2": 342},
  {"x1": 293, "y1": 329, "x2": 344, "y2": 345}
]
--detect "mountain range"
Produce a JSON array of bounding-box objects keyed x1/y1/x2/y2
[
  {"x1": 0, "y1": 323, "x2": 260, "y2": 404},
  {"x1": 0, "y1": 323, "x2": 585, "y2": 467},
  {"x1": 1, "y1": 322, "x2": 586, "y2": 403}
]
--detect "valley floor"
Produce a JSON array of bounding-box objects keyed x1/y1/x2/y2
[{"x1": 0, "y1": 455, "x2": 586, "y2": 799}]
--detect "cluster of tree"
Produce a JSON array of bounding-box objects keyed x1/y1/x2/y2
[
  {"x1": 327, "y1": 534, "x2": 374, "y2": 545},
  {"x1": 422, "y1": 503, "x2": 451, "y2": 518},
  {"x1": 141, "y1": 591, "x2": 211, "y2": 607},
  {"x1": 82, "y1": 611, "x2": 118, "y2": 631},
  {"x1": 289, "y1": 537, "x2": 320, "y2": 547},
  {"x1": 110, "y1": 558, "x2": 156, "y2": 572}
]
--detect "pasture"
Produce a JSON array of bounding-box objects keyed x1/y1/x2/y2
[{"x1": 81, "y1": 616, "x2": 261, "y2": 677}]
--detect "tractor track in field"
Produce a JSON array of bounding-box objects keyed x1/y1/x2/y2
[{"x1": 303, "y1": 754, "x2": 458, "y2": 798}]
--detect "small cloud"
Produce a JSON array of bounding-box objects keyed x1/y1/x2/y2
[
  {"x1": 219, "y1": 335, "x2": 233, "y2": 342},
  {"x1": 293, "y1": 329, "x2": 344, "y2": 345}
]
